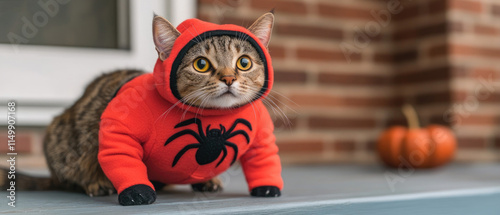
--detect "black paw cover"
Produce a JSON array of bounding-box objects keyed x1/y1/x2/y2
[
  {"x1": 250, "y1": 186, "x2": 281, "y2": 197},
  {"x1": 118, "y1": 184, "x2": 156, "y2": 206}
]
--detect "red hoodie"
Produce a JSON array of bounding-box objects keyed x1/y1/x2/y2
[{"x1": 98, "y1": 19, "x2": 283, "y2": 194}]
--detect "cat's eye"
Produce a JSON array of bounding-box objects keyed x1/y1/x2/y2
[
  {"x1": 193, "y1": 57, "x2": 211, "y2": 73},
  {"x1": 236, "y1": 56, "x2": 252, "y2": 71}
]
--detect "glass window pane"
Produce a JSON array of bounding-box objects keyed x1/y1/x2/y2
[{"x1": 0, "y1": 0, "x2": 130, "y2": 49}]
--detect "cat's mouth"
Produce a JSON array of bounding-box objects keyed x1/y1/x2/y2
[{"x1": 220, "y1": 91, "x2": 235, "y2": 97}]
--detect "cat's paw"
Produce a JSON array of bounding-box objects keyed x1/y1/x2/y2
[
  {"x1": 118, "y1": 184, "x2": 156, "y2": 206},
  {"x1": 250, "y1": 186, "x2": 281, "y2": 197},
  {"x1": 191, "y1": 178, "x2": 223, "y2": 192},
  {"x1": 85, "y1": 180, "x2": 116, "y2": 197}
]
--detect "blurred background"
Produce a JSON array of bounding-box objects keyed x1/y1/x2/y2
[{"x1": 1, "y1": 0, "x2": 499, "y2": 170}]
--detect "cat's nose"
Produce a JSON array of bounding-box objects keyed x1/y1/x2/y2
[{"x1": 220, "y1": 75, "x2": 236, "y2": 86}]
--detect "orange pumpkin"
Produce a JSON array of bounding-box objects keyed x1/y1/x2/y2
[{"x1": 377, "y1": 104, "x2": 456, "y2": 168}]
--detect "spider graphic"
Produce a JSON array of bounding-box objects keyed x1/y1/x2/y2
[{"x1": 164, "y1": 118, "x2": 252, "y2": 167}]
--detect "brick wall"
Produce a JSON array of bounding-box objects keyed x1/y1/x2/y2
[
  {"x1": 198, "y1": 0, "x2": 500, "y2": 164},
  {"x1": 2, "y1": 0, "x2": 499, "y2": 170},
  {"x1": 447, "y1": 0, "x2": 500, "y2": 160},
  {"x1": 199, "y1": 0, "x2": 396, "y2": 164},
  {"x1": 0, "y1": 127, "x2": 47, "y2": 170},
  {"x1": 387, "y1": 0, "x2": 499, "y2": 161}
]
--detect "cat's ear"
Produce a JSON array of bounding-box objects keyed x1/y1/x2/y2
[
  {"x1": 153, "y1": 15, "x2": 180, "y2": 61},
  {"x1": 248, "y1": 11, "x2": 275, "y2": 48}
]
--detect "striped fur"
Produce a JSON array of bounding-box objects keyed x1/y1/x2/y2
[{"x1": 0, "y1": 70, "x2": 144, "y2": 196}]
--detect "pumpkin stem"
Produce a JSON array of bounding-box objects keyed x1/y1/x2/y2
[{"x1": 402, "y1": 104, "x2": 420, "y2": 129}]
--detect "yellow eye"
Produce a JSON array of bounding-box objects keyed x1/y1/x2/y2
[
  {"x1": 236, "y1": 56, "x2": 252, "y2": 71},
  {"x1": 193, "y1": 57, "x2": 210, "y2": 73}
]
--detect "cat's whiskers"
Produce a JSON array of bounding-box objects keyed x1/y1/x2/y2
[
  {"x1": 181, "y1": 93, "x2": 206, "y2": 120},
  {"x1": 246, "y1": 86, "x2": 294, "y2": 129},
  {"x1": 262, "y1": 98, "x2": 293, "y2": 129},
  {"x1": 249, "y1": 80, "x2": 299, "y2": 115},
  {"x1": 239, "y1": 89, "x2": 258, "y2": 120},
  {"x1": 261, "y1": 91, "x2": 299, "y2": 115},
  {"x1": 185, "y1": 24, "x2": 201, "y2": 44},
  {"x1": 155, "y1": 86, "x2": 213, "y2": 123},
  {"x1": 191, "y1": 24, "x2": 205, "y2": 46},
  {"x1": 259, "y1": 80, "x2": 301, "y2": 111},
  {"x1": 179, "y1": 89, "x2": 213, "y2": 119},
  {"x1": 195, "y1": 93, "x2": 213, "y2": 118}
]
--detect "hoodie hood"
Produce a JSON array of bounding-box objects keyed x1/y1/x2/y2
[{"x1": 153, "y1": 19, "x2": 274, "y2": 116}]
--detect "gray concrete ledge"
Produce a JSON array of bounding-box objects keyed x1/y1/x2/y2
[{"x1": 2, "y1": 163, "x2": 500, "y2": 214}]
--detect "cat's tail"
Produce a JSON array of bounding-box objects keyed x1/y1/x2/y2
[{"x1": 0, "y1": 167, "x2": 57, "y2": 191}]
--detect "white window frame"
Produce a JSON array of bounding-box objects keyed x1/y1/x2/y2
[{"x1": 0, "y1": 0, "x2": 196, "y2": 126}]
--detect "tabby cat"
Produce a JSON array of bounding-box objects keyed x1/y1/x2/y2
[{"x1": 1, "y1": 12, "x2": 280, "y2": 205}]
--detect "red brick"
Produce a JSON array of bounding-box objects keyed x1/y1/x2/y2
[
  {"x1": 218, "y1": 16, "x2": 253, "y2": 26},
  {"x1": 391, "y1": 97, "x2": 406, "y2": 109},
  {"x1": 308, "y1": 116, "x2": 376, "y2": 129},
  {"x1": 450, "y1": 66, "x2": 467, "y2": 77},
  {"x1": 419, "y1": 22, "x2": 447, "y2": 38},
  {"x1": 415, "y1": 91, "x2": 452, "y2": 105},
  {"x1": 428, "y1": 1, "x2": 448, "y2": 15},
  {"x1": 449, "y1": 0, "x2": 483, "y2": 13},
  {"x1": 332, "y1": 140, "x2": 356, "y2": 152},
  {"x1": 448, "y1": 22, "x2": 464, "y2": 33},
  {"x1": 263, "y1": 91, "x2": 284, "y2": 109},
  {"x1": 369, "y1": 33, "x2": 385, "y2": 42},
  {"x1": 495, "y1": 136, "x2": 500, "y2": 149},
  {"x1": 393, "y1": 4, "x2": 420, "y2": 22},
  {"x1": 365, "y1": 140, "x2": 378, "y2": 151},
  {"x1": 317, "y1": 73, "x2": 391, "y2": 86},
  {"x1": 199, "y1": 0, "x2": 246, "y2": 7},
  {"x1": 451, "y1": 90, "x2": 471, "y2": 103},
  {"x1": 453, "y1": 67, "x2": 497, "y2": 80},
  {"x1": 394, "y1": 66, "x2": 451, "y2": 85},
  {"x1": 393, "y1": 28, "x2": 417, "y2": 42},
  {"x1": 470, "y1": 68, "x2": 497, "y2": 79},
  {"x1": 428, "y1": 43, "x2": 448, "y2": 58},
  {"x1": 197, "y1": 13, "x2": 212, "y2": 22},
  {"x1": 291, "y1": 94, "x2": 392, "y2": 108},
  {"x1": 273, "y1": 116, "x2": 298, "y2": 131},
  {"x1": 0, "y1": 133, "x2": 31, "y2": 153},
  {"x1": 456, "y1": 137, "x2": 487, "y2": 149},
  {"x1": 250, "y1": 0, "x2": 308, "y2": 14},
  {"x1": 452, "y1": 90, "x2": 500, "y2": 104},
  {"x1": 274, "y1": 70, "x2": 307, "y2": 84},
  {"x1": 474, "y1": 24, "x2": 499, "y2": 36},
  {"x1": 450, "y1": 44, "x2": 500, "y2": 58},
  {"x1": 268, "y1": 45, "x2": 286, "y2": 59},
  {"x1": 393, "y1": 49, "x2": 418, "y2": 62},
  {"x1": 393, "y1": 22, "x2": 447, "y2": 42},
  {"x1": 428, "y1": 114, "x2": 453, "y2": 126},
  {"x1": 493, "y1": 4, "x2": 500, "y2": 16},
  {"x1": 277, "y1": 139, "x2": 324, "y2": 153},
  {"x1": 384, "y1": 114, "x2": 407, "y2": 127},
  {"x1": 296, "y1": 47, "x2": 361, "y2": 62},
  {"x1": 482, "y1": 93, "x2": 500, "y2": 103},
  {"x1": 459, "y1": 115, "x2": 499, "y2": 126},
  {"x1": 373, "y1": 52, "x2": 393, "y2": 63},
  {"x1": 275, "y1": 23, "x2": 343, "y2": 40},
  {"x1": 317, "y1": 3, "x2": 372, "y2": 20},
  {"x1": 198, "y1": 0, "x2": 218, "y2": 4}
]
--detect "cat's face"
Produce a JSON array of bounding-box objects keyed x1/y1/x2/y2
[
  {"x1": 153, "y1": 12, "x2": 274, "y2": 109},
  {"x1": 175, "y1": 36, "x2": 265, "y2": 108}
]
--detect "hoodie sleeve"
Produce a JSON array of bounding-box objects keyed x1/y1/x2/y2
[
  {"x1": 239, "y1": 106, "x2": 283, "y2": 191},
  {"x1": 98, "y1": 88, "x2": 154, "y2": 194}
]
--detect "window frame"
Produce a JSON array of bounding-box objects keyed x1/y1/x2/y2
[{"x1": 0, "y1": 0, "x2": 196, "y2": 126}]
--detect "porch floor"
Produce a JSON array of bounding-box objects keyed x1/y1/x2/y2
[{"x1": 2, "y1": 163, "x2": 500, "y2": 214}]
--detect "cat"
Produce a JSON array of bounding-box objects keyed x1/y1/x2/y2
[{"x1": 0, "y1": 11, "x2": 282, "y2": 206}]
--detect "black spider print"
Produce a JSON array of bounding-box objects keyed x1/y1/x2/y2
[{"x1": 164, "y1": 118, "x2": 252, "y2": 167}]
